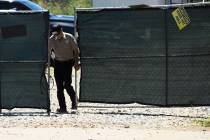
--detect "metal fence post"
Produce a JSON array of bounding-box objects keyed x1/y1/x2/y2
[
  {"x1": 164, "y1": 8, "x2": 169, "y2": 106},
  {"x1": 74, "y1": 7, "x2": 78, "y2": 97},
  {"x1": 45, "y1": 11, "x2": 51, "y2": 115},
  {"x1": 0, "y1": 67, "x2": 1, "y2": 114},
  {"x1": 0, "y1": 59, "x2": 2, "y2": 113},
  {"x1": 47, "y1": 66, "x2": 51, "y2": 115}
]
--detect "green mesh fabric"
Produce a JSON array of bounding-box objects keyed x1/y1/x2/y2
[
  {"x1": 0, "y1": 11, "x2": 49, "y2": 110},
  {"x1": 78, "y1": 4, "x2": 210, "y2": 106}
]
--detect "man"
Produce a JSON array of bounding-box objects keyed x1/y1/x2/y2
[{"x1": 48, "y1": 25, "x2": 80, "y2": 113}]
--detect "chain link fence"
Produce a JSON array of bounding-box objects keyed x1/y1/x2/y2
[{"x1": 77, "y1": 3, "x2": 210, "y2": 106}]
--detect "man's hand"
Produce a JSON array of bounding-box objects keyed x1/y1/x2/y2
[{"x1": 74, "y1": 63, "x2": 80, "y2": 71}]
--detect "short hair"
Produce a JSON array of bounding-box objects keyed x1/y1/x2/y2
[{"x1": 51, "y1": 24, "x2": 62, "y2": 32}]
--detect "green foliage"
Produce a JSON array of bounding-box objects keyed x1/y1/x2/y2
[
  {"x1": 32, "y1": 0, "x2": 92, "y2": 15},
  {"x1": 196, "y1": 117, "x2": 210, "y2": 127}
]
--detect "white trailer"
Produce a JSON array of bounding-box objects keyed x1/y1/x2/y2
[
  {"x1": 92, "y1": 0, "x2": 206, "y2": 7},
  {"x1": 92, "y1": 0, "x2": 164, "y2": 7}
]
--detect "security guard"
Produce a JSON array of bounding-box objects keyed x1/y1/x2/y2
[{"x1": 48, "y1": 25, "x2": 80, "y2": 113}]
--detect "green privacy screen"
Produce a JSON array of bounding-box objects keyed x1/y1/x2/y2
[
  {"x1": 77, "y1": 3, "x2": 210, "y2": 106},
  {"x1": 0, "y1": 11, "x2": 49, "y2": 110}
]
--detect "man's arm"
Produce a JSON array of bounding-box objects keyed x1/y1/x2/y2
[
  {"x1": 48, "y1": 38, "x2": 53, "y2": 66},
  {"x1": 49, "y1": 37, "x2": 54, "y2": 51},
  {"x1": 71, "y1": 36, "x2": 80, "y2": 71}
]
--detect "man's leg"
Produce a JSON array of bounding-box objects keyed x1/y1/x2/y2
[
  {"x1": 55, "y1": 80, "x2": 66, "y2": 111},
  {"x1": 64, "y1": 60, "x2": 78, "y2": 109},
  {"x1": 65, "y1": 83, "x2": 77, "y2": 109},
  {"x1": 54, "y1": 61, "x2": 67, "y2": 112}
]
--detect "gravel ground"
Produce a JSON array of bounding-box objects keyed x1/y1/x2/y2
[
  {"x1": 0, "y1": 69, "x2": 210, "y2": 130},
  {"x1": 1, "y1": 103, "x2": 210, "y2": 129}
]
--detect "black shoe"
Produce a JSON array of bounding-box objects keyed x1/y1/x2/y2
[
  {"x1": 71, "y1": 106, "x2": 77, "y2": 110},
  {"x1": 56, "y1": 108, "x2": 67, "y2": 113},
  {"x1": 71, "y1": 102, "x2": 78, "y2": 110}
]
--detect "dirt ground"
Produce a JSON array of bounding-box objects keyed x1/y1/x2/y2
[
  {"x1": 0, "y1": 127, "x2": 210, "y2": 140},
  {"x1": 1, "y1": 104, "x2": 210, "y2": 140}
]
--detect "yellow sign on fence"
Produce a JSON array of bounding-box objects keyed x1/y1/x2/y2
[{"x1": 172, "y1": 7, "x2": 191, "y2": 30}]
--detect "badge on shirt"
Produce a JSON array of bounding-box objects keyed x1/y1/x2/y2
[{"x1": 65, "y1": 39, "x2": 69, "y2": 44}]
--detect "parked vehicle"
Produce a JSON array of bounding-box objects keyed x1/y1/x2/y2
[{"x1": 0, "y1": 0, "x2": 75, "y2": 35}]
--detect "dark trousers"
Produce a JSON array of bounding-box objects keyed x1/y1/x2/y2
[{"x1": 54, "y1": 59, "x2": 77, "y2": 110}]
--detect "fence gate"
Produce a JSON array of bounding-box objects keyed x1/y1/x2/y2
[{"x1": 0, "y1": 11, "x2": 50, "y2": 112}]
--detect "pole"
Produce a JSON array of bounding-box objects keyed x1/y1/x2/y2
[
  {"x1": 47, "y1": 62, "x2": 51, "y2": 115},
  {"x1": 0, "y1": 44, "x2": 2, "y2": 113},
  {"x1": 0, "y1": 63, "x2": 2, "y2": 114},
  {"x1": 164, "y1": 8, "x2": 169, "y2": 106},
  {"x1": 46, "y1": 11, "x2": 51, "y2": 115},
  {"x1": 74, "y1": 7, "x2": 78, "y2": 96}
]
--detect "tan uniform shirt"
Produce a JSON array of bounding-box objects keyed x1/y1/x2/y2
[{"x1": 48, "y1": 32, "x2": 79, "y2": 62}]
